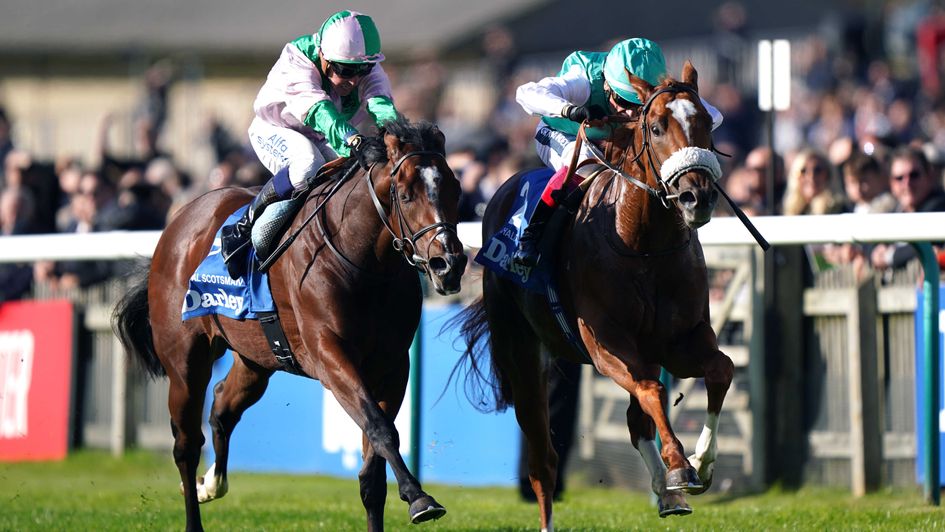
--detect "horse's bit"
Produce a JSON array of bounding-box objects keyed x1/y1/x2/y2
[{"x1": 365, "y1": 150, "x2": 458, "y2": 273}]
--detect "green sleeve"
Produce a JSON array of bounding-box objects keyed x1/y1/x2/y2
[
  {"x1": 367, "y1": 96, "x2": 399, "y2": 126},
  {"x1": 303, "y1": 100, "x2": 357, "y2": 157}
]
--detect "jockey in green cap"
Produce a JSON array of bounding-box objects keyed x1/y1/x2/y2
[
  {"x1": 220, "y1": 10, "x2": 399, "y2": 279},
  {"x1": 512, "y1": 37, "x2": 723, "y2": 267}
]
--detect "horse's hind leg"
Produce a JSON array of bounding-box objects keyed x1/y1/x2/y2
[
  {"x1": 164, "y1": 337, "x2": 213, "y2": 532},
  {"x1": 200, "y1": 353, "x2": 273, "y2": 503},
  {"x1": 684, "y1": 323, "x2": 734, "y2": 495},
  {"x1": 626, "y1": 397, "x2": 691, "y2": 518},
  {"x1": 482, "y1": 285, "x2": 556, "y2": 531}
]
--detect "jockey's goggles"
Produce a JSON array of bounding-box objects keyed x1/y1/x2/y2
[
  {"x1": 606, "y1": 88, "x2": 640, "y2": 114},
  {"x1": 329, "y1": 61, "x2": 374, "y2": 79}
]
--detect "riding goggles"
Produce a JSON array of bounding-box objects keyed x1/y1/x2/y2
[{"x1": 329, "y1": 61, "x2": 374, "y2": 79}]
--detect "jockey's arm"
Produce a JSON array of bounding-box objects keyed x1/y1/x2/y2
[
  {"x1": 516, "y1": 65, "x2": 592, "y2": 118},
  {"x1": 304, "y1": 101, "x2": 358, "y2": 157},
  {"x1": 366, "y1": 95, "x2": 399, "y2": 126}
]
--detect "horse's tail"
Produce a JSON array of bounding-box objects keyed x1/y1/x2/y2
[
  {"x1": 445, "y1": 297, "x2": 511, "y2": 413},
  {"x1": 111, "y1": 262, "x2": 165, "y2": 378}
]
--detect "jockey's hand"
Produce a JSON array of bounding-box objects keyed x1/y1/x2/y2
[
  {"x1": 563, "y1": 104, "x2": 607, "y2": 123},
  {"x1": 347, "y1": 134, "x2": 368, "y2": 169}
]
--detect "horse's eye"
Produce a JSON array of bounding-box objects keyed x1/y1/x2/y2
[
  {"x1": 399, "y1": 192, "x2": 412, "y2": 203},
  {"x1": 650, "y1": 124, "x2": 662, "y2": 136}
]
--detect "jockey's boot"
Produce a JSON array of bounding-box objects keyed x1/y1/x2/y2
[
  {"x1": 512, "y1": 200, "x2": 555, "y2": 268},
  {"x1": 221, "y1": 167, "x2": 292, "y2": 279},
  {"x1": 511, "y1": 165, "x2": 573, "y2": 268}
]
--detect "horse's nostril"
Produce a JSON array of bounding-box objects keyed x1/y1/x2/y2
[
  {"x1": 428, "y1": 256, "x2": 449, "y2": 274},
  {"x1": 679, "y1": 190, "x2": 698, "y2": 207}
]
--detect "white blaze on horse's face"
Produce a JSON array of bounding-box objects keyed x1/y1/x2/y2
[
  {"x1": 666, "y1": 98, "x2": 698, "y2": 144},
  {"x1": 420, "y1": 166, "x2": 443, "y2": 223}
]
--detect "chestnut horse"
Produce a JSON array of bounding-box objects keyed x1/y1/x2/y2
[
  {"x1": 456, "y1": 63, "x2": 733, "y2": 529},
  {"x1": 113, "y1": 119, "x2": 466, "y2": 531}
]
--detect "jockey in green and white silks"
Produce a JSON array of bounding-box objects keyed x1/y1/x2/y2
[
  {"x1": 221, "y1": 10, "x2": 399, "y2": 279},
  {"x1": 511, "y1": 37, "x2": 723, "y2": 267}
]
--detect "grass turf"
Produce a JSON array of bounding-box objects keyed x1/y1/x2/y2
[{"x1": 1, "y1": 450, "x2": 942, "y2": 531}]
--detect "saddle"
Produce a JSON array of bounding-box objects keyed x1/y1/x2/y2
[{"x1": 252, "y1": 157, "x2": 355, "y2": 266}]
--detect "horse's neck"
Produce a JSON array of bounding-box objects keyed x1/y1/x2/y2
[
  {"x1": 311, "y1": 168, "x2": 399, "y2": 271},
  {"x1": 600, "y1": 136, "x2": 687, "y2": 251}
]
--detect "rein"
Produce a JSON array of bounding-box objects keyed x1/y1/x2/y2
[
  {"x1": 364, "y1": 150, "x2": 458, "y2": 273},
  {"x1": 573, "y1": 84, "x2": 769, "y2": 251},
  {"x1": 573, "y1": 85, "x2": 708, "y2": 209}
]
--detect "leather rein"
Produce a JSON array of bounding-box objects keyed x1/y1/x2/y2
[{"x1": 568, "y1": 85, "x2": 704, "y2": 210}]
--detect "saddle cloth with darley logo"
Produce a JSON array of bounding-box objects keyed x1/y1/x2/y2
[
  {"x1": 474, "y1": 168, "x2": 554, "y2": 293},
  {"x1": 181, "y1": 204, "x2": 308, "y2": 374},
  {"x1": 181, "y1": 205, "x2": 276, "y2": 321},
  {"x1": 474, "y1": 168, "x2": 592, "y2": 361}
]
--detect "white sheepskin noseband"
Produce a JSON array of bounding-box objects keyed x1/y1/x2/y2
[{"x1": 659, "y1": 147, "x2": 721, "y2": 186}]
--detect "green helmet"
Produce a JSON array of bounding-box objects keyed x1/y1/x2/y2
[
  {"x1": 603, "y1": 38, "x2": 667, "y2": 105},
  {"x1": 315, "y1": 10, "x2": 385, "y2": 64}
]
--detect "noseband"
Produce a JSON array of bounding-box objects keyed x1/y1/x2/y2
[{"x1": 365, "y1": 150, "x2": 458, "y2": 273}]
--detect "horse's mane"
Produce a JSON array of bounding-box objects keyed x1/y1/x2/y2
[{"x1": 351, "y1": 117, "x2": 445, "y2": 170}]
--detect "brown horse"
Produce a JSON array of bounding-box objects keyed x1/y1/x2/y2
[
  {"x1": 113, "y1": 119, "x2": 466, "y2": 531},
  {"x1": 456, "y1": 62, "x2": 733, "y2": 529}
]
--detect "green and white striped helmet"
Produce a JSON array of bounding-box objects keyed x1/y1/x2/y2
[
  {"x1": 603, "y1": 38, "x2": 667, "y2": 105},
  {"x1": 315, "y1": 10, "x2": 385, "y2": 64}
]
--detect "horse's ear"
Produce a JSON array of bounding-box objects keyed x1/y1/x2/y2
[
  {"x1": 432, "y1": 126, "x2": 446, "y2": 151},
  {"x1": 682, "y1": 60, "x2": 699, "y2": 91},
  {"x1": 384, "y1": 131, "x2": 402, "y2": 159},
  {"x1": 625, "y1": 66, "x2": 653, "y2": 104}
]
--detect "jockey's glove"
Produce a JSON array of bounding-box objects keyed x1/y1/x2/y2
[
  {"x1": 347, "y1": 134, "x2": 369, "y2": 169},
  {"x1": 562, "y1": 104, "x2": 607, "y2": 123}
]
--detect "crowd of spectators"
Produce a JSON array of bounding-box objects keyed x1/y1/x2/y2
[{"x1": 4, "y1": 1, "x2": 945, "y2": 303}]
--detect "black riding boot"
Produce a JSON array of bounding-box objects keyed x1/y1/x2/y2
[
  {"x1": 221, "y1": 171, "x2": 290, "y2": 279},
  {"x1": 512, "y1": 200, "x2": 555, "y2": 268}
]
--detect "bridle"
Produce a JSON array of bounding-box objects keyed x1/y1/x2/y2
[
  {"x1": 575, "y1": 83, "x2": 769, "y2": 251},
  {"x1": 365, "y1": 150, "x2": 458, "y2": 273},
  {"x1": 260, "y1": 149, "x2": 460, "y2": 275},
  {"x1": 576, "y1": 84, "x2": 718, "y2": 209}
]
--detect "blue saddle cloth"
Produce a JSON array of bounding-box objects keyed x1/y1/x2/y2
[
  {"x1": 181, "y1": 205, "x2": 276, "y2": 321},
  {"x1": 474, "y1": 168, "x2": 554, "y2": 293}
]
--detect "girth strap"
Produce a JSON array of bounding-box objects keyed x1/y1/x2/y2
[{"x1": 257, "y1": 311, "x2": 306, "y2": 375}]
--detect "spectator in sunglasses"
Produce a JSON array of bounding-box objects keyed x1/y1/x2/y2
[
  {"x1": 871, "y1": 146, "x2": 945, "y2": 271},
  {"x1": 511, "y1": 38, "x2": 723, "y2": 267},
  {"x1": 220, "y1": 10, "x2": 399, "y2": 279}
]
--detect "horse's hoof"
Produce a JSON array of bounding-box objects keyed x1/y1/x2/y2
[
  {"x1": 409, "y1": 494, "x2": 447, "y2": 524},
  {"x1": 195, "y1": 467, "x2": 228, "y2": 504},
  {"x1": 686, "y1": 453, "x2": 714, "y2": 495},
  {"x1": 658, "y1": 492, "x2": 693, "y2": 518},
  {"x1": 665, "y1": 466, "x2": 703, "y2": 493}
]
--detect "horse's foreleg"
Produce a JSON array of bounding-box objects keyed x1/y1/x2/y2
[
  {"x1": 626, "y1": 398, "x2": 691, "y2": 517},
  {"x1": 202, "y1": 355, "x2": 272, "y2": 503},
  {"x1": 599, "y1": 354, "x2": 701, "y2": 494},
  {"x1": 687, "y1": 345, "x2": 734, "y2": 495},
  {"x1": 360, "y1": 365, "x2": 408, "y2": 532},
  {"x1": 359, "y1": 442, "x2": 387, "y2": 532},
  {"x1": 633, "y1": 378, "x2": 701, "y2": 492},
  {"x1": 166, "y1": 356, "x2": 212, "y2": 532},
  {"x1": 315, "y1": 334, "x2": 445, "y2": 525}
]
